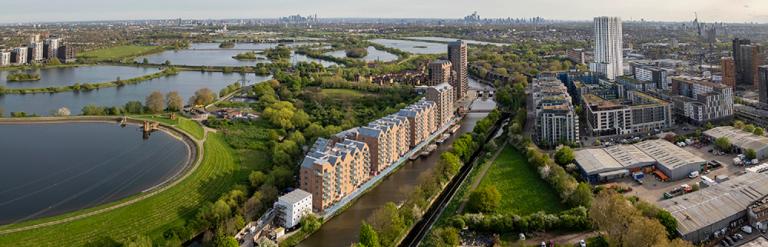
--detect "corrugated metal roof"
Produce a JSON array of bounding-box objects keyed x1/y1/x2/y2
[
  {"x1": 704, "y1": 126, "x2": 768, "y2": 152},
  {"x1": 659, "y1": 172, "x2": 768, "y2": 236}
]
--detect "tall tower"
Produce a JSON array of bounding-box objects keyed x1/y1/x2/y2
[
  {"x1": 759, "y1": 66, "x2": 768, "y2": 104},
  {"x1": 428, "y1": 60, "x2": 452, "y2": 86},
  {"x1": 448, "y1": 40, "x2": 468, "y2": 100},
  {"x1": 721, "y1": 57, "x2": 736, "y2": 89},
  {"x1": 590, "y1": 17, "x2": 623, "y2": 80}
]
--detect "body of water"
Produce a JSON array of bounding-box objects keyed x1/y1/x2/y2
[
  {"x1": 404, "y1": 37, "x2": 509, "y2": 46},
  {"x1": 324, "y1": 46, "x2": 398, "y2": 62},
  {"x1": 0, "y1": 65, "x2": 158, "y2": 89},
  {"x1": 0, "y1": 122, "x2": 190, "y2": 225},
  {"x1": 0, "y1": 71, "x2": 269, "y2": 115},
  {"x1": 136, "y1": 43, "x2": 337, "y2": 67},
  {"x1": 298, "y1": 110, "x2": 492, "y2": 247},
  {"x1": 369, "y1": 39, "x2": 446, "y2": 54}
]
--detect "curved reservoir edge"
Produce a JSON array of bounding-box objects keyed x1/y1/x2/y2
[{"x1": 0, "y1": 117, "x2": 200, "y2": 229}]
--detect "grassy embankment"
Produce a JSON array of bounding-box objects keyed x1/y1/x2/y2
[
  {"x1": 78, "y1": 45, "x2": 166, "y2": 63},
  {"x1": 0, "y1": 118, "x2": 236, "y2": 246}
]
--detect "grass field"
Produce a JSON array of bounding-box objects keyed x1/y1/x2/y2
[
  {"x1": 319, "y1": 88, "x2": 368, "y2": 98},
  {"x1": 478, "y1": 146, "x2": 566, "y2": 215},
  {"x1": 0, "y1": 132, "x2": 238, "y2": 246},
  {"x1": 79, "y1": 45, "x2": 162, "y2": 61}
]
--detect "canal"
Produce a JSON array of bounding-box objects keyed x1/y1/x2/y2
[{"x1": 298, "y1": 101, "x2": 494, "y2": 247}]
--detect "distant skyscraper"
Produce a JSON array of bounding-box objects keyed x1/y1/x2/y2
[
  {"x1": 721, "y1": 57, "x2": 736, "y2": 89},
  {"x1": 733, "y1": 38, "x2": 752, "y2": 85},
  {"x1": 759, "y1": 66, "x2": 768, "y2": 104},
  {"x1": 448, "y1": 40, "x2": 468, "y2": 100},
  {"x1": 738, "y1": 45, "x2": 763, "y2": 89},
  {"x1": 590, "y1": 17, "x2": 623, "y2": 80},
  {"x1": 428, "y1": 60, "x2": 452, "y2": 86}
]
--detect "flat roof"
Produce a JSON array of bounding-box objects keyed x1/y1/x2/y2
[
  {"x1": 704, "y1": 126, "x2": 768, "y2": 152},
  {"x1": 278, "y1": 189, "x2": 312, "y2": 204},
  {"x1": 659, "y1": 172, "x2": 768, "y2": 236},
  {"x1": 574, "y1": 148, "x2": 624, "y2": 174},
  {"x1": 741, "y1": 236, "x2": 768, "y2": 247},
  {"x1": 575, "y1": 139, "x2": 703, "y2": 176},
  {"x1": 634, "y1": 139, "x2": 706, "y2": 171}
]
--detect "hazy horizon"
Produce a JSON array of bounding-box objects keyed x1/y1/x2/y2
[{"x1": 1, "y1": 0, "x2": 767, "y2": 24}]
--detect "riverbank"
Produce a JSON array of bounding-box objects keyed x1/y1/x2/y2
[
  {"x1": 1, "y1": 68, "x2": 178, "y2": 94},
  {"x1": 0, "y1": 116, "x2": 241, "y2": 247}
]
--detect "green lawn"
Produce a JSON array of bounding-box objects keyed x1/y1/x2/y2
[
  {"x1": 79, "y1": 45, "x2": 162, "y2": 61},
  {"x1": 320, "y1": 88, "x2": 367, "y2": 98},
  {"x1": 133, "y1": 115, "x2": 205, "y2": 140},
  {"x1": 0, "y1": 133, "x2": 239, "y2": 246},
  {"x1": 478, "y1": 146, "x2": 566, "y2": 215}
]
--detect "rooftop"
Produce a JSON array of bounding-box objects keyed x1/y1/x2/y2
[
  {"x1": 659, "y1": 172, "x2": 768, "y2": 236},
  {"x1": 634, "y1": 139, "x2": 706, "y2": 171},
  {"x1": 704, "y1": 126, "x2": 768, "y2": 152},
  {"x1": 278, "y1": 189, "x2": 312, "y2": 205},
  {"x1": 575, "y1": 139, "x2": 703, "y2": 175}
]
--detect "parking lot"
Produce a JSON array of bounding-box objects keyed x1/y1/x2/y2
[{"x1": 619, "y1": 142, "x2": 753, "y2": 204}]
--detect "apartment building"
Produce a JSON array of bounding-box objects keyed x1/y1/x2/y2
[
  {"x1": 630, "y1": 64, "x2": 669, "y2": 90},
  {"x1": 670, "y1": 77, "x2": 734, "y2": 124},
  {"x1": 426, "y1": 83, "x2": 455, "y2": 128},
  {"x1": 375, "y1": 115, "x2": 411, "y2": 158},
  {"x1": 566, "y1": 48, "x2": 587, "y2": 64},
  {"x1": 428, "y1": 60, "x2": 452, "y2": 86},
  {"x1": 12, "y1": 47, "x2": 28, "y2": 65},
  {"x1": 299, "y1": 138, "x2": 370, "y2": 212},
  {"x1": 57, "y1": 45, "x2": 77, "y2": 63},
  {"x1": 532, "y1": 79, "x2": 579, "y2": 147},
  {"x1": 398, "y1": 100, "x2": 438, "y2": 147},
  {"x1": 274, "y1": 189, "x2": 312, "y2": 229},
  {"x1": 591, "y1": 16, "x2": 624, "y2": 80},
  {"x1": 722, "y1": 57, "x2": 736, "y2": 89},
  {"x1": 0, "y1": 51, "x2": 10, "y2": 66},
  {"x1": 448, "y1": 40, "x2": 468, "y2": 100},
  {"x1": 583, "y1": 90, "x2": 673, "y2": 136},
  {"x1": 44, "y1": 37, "x2": 61, "y2": 60}
]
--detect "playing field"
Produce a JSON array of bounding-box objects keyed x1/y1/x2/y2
[{"x1": 79, "y1": 45, "x2": 162, "y2": 61}]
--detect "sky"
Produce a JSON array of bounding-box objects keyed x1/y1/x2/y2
[{"x1": 1, "y1": 0, "x2": 767, "y2": 23}]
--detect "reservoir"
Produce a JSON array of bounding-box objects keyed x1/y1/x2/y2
[
  {"x1": 324, "y1": 46, "x2": 399, "y2": 62},
  {"x1": 0, "y1": 71, "x2": 270, "y2": 115},
  {"x1": 0, "y1": 122, "x2": 191, "y2": 225},
  {"x1": 0, "y1": 65, "x2": 158, "y2": 89},
  {"x1": 136, "y1": 43, "x2": 338, "y2": 67},
  {"x1": 369, "y1": 39, "x2": 446, "y2": 54}
]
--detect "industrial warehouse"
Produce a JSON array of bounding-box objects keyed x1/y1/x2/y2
[
  {"x1": 574, "y1": 139, "x2": 706, "y2": 183},
  {"x1": 704, "y1": 126, "x2": 768, "y2": 160},
  {"x1": 659, "y1": 171, "x2": 768, "y2": 244}
]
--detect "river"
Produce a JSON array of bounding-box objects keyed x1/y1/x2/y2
[
  {"x1": 298, "y1": 105, "x2": 493, "y2": 247},
  {"x1": 0, "y1": 122, "x2": 190, "y2": 225}
]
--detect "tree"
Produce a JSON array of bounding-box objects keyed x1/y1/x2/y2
[
  {"x1": 714, "y1": 137, "x2": 731, "y2": 152},
  {"x1": 755, "y1": 127, "x2": 765, "y2": 136},
  {"x1": 554, "y1": 146, "x2": 575, "y2": 166},
  {"x1": 81, "y1": 104, "x2": 106, "y2": 116},
  {"x1": 189, "y1": 88, "x2": 216, "y2": 107},
  {"x1": 734, "y1": 120, "x2": 745, "y2": 129},
  {"x1": 744, "y1": 124, "x2": 756, "y2": 133},
  {"x1": 359, "y1": 222, "x2": 380, "y2": 247},
  {"x1": 746, "y1": 149, "x2": 757, "y2": 160},
  {"x1": 249, "y1": 171, "x2": 266, "y2": 188},
  {"x1": 142, "y1": 58, "x2": 149, "y2": 64},
  {"x1": 146, "y1": 91, "x2": 165, "y2": 113},
  {"x1": 292, "y1": 110, "x2": 311, "y2": 129},
  {"x1": 124, "y1": 101, "x2": 144, "y2": 114},
  {"x1": 166, "y1": 91, "x2": 184, "y2": 111},
  {"x1": 368, "y1": 202, "x2": 405, "y2": 246},
  {"x1": 569, "y1": 182, "x2": 593, "y2": 208},
  {"x1": 300, "y1": 214, "x2": 321, "y2": 233},
  {"x1": 424, "y1": 227, "x2": 460, "y2": 247},
  {"x1": 48, "y1": 57, "x2": 62, "y2": 65},
  {"x1": 120, "y1": 235, "x2": 152, "y2": 247},
  {"x1": 263, "y1": 101, "x2": 296, "y2": 129},
  {"x1": 55, "y1": 107, "x2": 71, "y2": 116},
  {"x1": 467, "y1": 186, "x2": 501, "y2": 213},
  {"x1": 704, "y1": 122, "x2": 714, "y2": 130}
]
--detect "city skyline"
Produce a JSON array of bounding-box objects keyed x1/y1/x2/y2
[{"x1": 1, "y1": 0, "x2": 768, "y2": 24}]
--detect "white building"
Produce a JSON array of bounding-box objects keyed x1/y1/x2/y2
[
  {"x1": 12, "y1": 47, "x2": 27, "y2": 65},
  {"x1": 0, "y1": 51, "x2": 10, "y2": 66},
  {"x1": 591, "y1": 17, "x2": 624, "y2": 80},
  {"x1": 44, "y1": 38, "x2": 60, "y2": 59},
  {"x1": 274, "y1": 189, "x2": 313, "y2": 229},
  {"x1": 426, "y1": 83, "x2": 455, "y2": 128}
]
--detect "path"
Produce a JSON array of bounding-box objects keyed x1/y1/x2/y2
[
  {"x1": 456, "y1": 141, "x2": 508, "y2": 213},
  {"x1": 0, "y1": 119, "x2": 210, "y2": 235}
]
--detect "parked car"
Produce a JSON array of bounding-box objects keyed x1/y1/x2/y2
[{"x1": 689, "y1": 171, "x2": 700, "y2": 179}]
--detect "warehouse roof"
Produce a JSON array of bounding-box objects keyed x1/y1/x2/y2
[
  {"x1": 634, "y1": 139, "x2": 706, "y2": 171},
  {"x1": 574, "y1": 148, "x2": 624, "y2": 174},
  {"x1": 704, "y1": 126, "x2": 768, "y2": 152},
  {"x1": 659, "y1": 172, "x2": 768, "y2": 236},
  {"x1": 603, "y1": 144, "x2": 655, "y2": 168}
]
